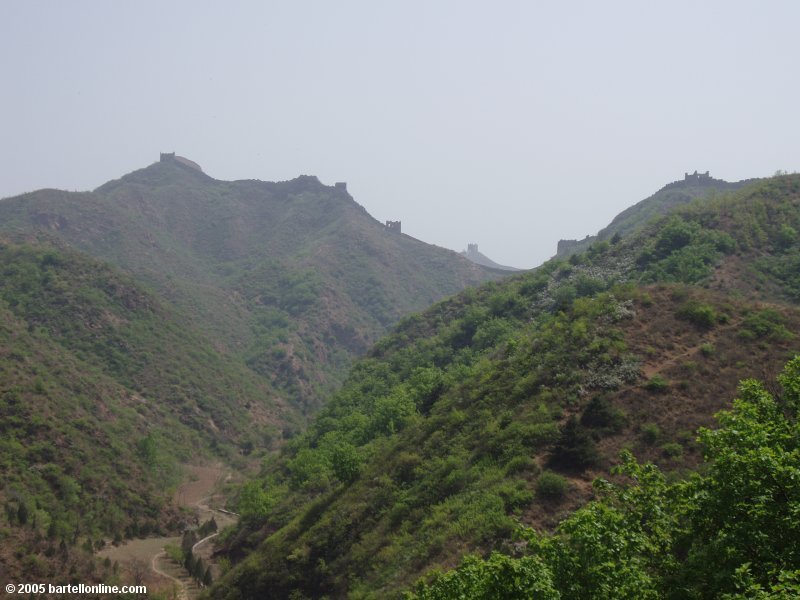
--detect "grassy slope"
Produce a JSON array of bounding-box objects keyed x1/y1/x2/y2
[
  {"x1": 0, "y1": 241, "x2": 288, "y2": 580},
  {"x1": 0, "y1": 160, "x2": 503, "y2": 415},
  {"x1": 208, "y1": 175, "x2": 800, "y2": 599}
]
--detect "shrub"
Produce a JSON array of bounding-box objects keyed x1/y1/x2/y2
[
  {"x1": 740, "y1": 309, "x2": 793, "y2": 340},
  {"x1": 776, "y1": 224, "x2": 797, "y2": 249},
  {"x1": 655, "y1": 218, "x2": 697, "y2": 255},
  {"x1": 552, "y1": 285, "x2": 577, "y2": 312},
  {"x1": 575, "y1": 275, "x2": 606, "y2": 298},
  {"x1": 661, "y1": 442, "x2": 683, "y2": 459},
  {"x1": 165, "y1": 543, "x2": 184, "y2": 564},
  {"x1": 645, "y1": 375, "x2": 669, "y2": 393},
  {"x1": 504, "y1": 456, "x2": 538, "y2": 476},
  {"x1": 677, "y1": 301, "x2": 717, "y2": 329},
  {"x1": 537, "y1": 471, "x2": 569, "y2": 500},
  {"x1": 640, "y1": 423, "x2": 661, "y2": 445},
  {"x1": 580, "y1": 396, "x2": 627, "y2": 432}
]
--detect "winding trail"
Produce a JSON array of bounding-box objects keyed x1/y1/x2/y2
[
  {"x1": 151, "y1": 550, "x2": 189, "y2": 600},
  {"x1": 641, "y1": 317, "x2": 742, "y2": 379},
  {"x1": 97, "y1": 464, "x2": 237, "y2": 599}
]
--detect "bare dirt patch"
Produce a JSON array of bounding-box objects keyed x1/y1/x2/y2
[{"x1": 175, "y1": 464, "x2": 226, "y2": 507}]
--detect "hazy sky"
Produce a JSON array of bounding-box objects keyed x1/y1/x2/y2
[{"x1": 2, "y1": 1, "x2": 799, "y2": 268}]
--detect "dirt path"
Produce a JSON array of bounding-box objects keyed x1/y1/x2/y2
[
  {"x1": 97, "y1": 464, "x2": 235, "y2": 598},
  {"x1": 641, "y1": 317, "x2": 742, "y2": 379},
  {"x1": 151, "y1": 550, "x2": 189, "y2": 600}
]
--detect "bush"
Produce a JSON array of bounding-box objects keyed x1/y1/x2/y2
[
  {"x1": 677, "y1": 301, "x2": 717, "y2": 329},
  {"x1": 574, "y1": 275, "x2": 606, "y2": 298},
  {"x1": 655, "y1": 217, "x2": 696, "y2": 256},
  {"x1": 165, "y1": 543, "x2": 184, "y2": 564},
  {"x1": 552, "y1": 285, "x2": 577, "y2": 312},
  {"x1": 645, "y1": 375, "x2": 669, "y2": 393},
  {"x1": 536, "y1": 471, "x2": 569, "y2": 500},
  {"x1": 580, "y1": 396, "x2": 627, "y2": 432},
  {"x1": 776, "y1": 224, "x2": 797, "y2": 249},
  {"x1": 740, "y1": 309, "x2": 793, "y2": 340},
  {"x1": 661, "y1": 442, "x2": 683, "y2": 459},
  {"x1": 640, "y1": 423, "x2": 661, "y2": 445},
  {"x1": 504, "y1": 455, "x2": 537, "y2": 476}
]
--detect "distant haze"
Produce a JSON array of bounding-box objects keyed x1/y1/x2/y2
[{"x1": 2, "y1": 1, "x2": 798, "y2": 268}]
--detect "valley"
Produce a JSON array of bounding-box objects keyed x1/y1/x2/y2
[
  {"x1": 5, "y1": 2, "x2": 800, "y2": 598},
  {"x1": 0, "y1": 157, "x2": 504, "y2": 585},
  {"x1": 97, "y1": 464, "x2": 236, "y2": 599},
  {"x1": 2, "y1": 168, "x2": 799, "y2": 599}
]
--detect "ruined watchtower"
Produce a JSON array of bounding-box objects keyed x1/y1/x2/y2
[
  {"x1": 159, "y1": 152, "x2": 203, "y2": 172},
  {"x1": 385, "y1": 220, "x2": 401, "y2": 234},
  {"x1": 684, "y1": 170, "x2": 711, "y2": 183}
]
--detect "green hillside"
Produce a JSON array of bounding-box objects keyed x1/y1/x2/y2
[
  {"x1": 207, "y1": 175, "x2": 800, "y2": 598},
  {"x1": 556, "y1": 171, "x2": 757, "y2": 258},
  {"x1": 0, "y1": 240, "x2": 290, "y2": 580},
  {"x1": 0, "y1": 157, "x2": 503, "y2": 415},
  {"x1": 409, "y1": 360, "x2": 800, "y2": 599},
  {"x1": 0, "y1": 157, "x2": 504, "y2": 584}
]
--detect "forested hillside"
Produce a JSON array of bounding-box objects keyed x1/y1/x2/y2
[
  {"x1": 0, "y1": 158, "x2": 504, "y2": 584},
  {"x1": 208, "y1": 175, "x2": 800, "y2": 598},
  {"x1": 0, "y1": 157, "x2": 503, "y2": 416},
  {"x1": 0, "y1": 240, "x2": 288, "y2": 579}
]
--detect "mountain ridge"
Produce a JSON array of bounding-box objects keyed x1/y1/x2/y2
[
  {"x1": 556, "y1": 171, "x2": 760, "y2": 258},
  {"x1": 0, "y1": 157, "x2": 506, "y2": 582},
  {"x1": 0, "y1": 157, "x2": 505, "y2": 415}
]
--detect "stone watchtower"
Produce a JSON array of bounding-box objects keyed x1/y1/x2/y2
[
  {"x1": 385, "y1": 220, "x2": 401, "y2": 234},
  {"x1": 159, "y1": 152, "x2": 204, "y2": 172},
  {"x1": 684, "y1": 170, "x2": 711, "y2": 183}
]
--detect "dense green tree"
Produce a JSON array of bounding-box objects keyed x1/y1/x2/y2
[
  {"x1": 548, "y1": 417, "x2": 600, "y2": 471},
  {"x1": 410, "y1": 553, "x2": 559, "y2": 600},
  {"x1": 329, "y1": 441, "x2": 363, "y2": 483},
  {"x1": 194, "y1": 557, "x2": 205, "y2": 582},
  {"x1": 17, "y1": 502, "x2": 28, "y2": 525},
  {"x1": 672, "y1": 360, "x2": 800, "y2": 597},
  {"x1": 236, "y1": 481, "x2": 275, "y2": 525},
  {"x1": 181, "y1": 530, "x2": 197, "y2": 555}
]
